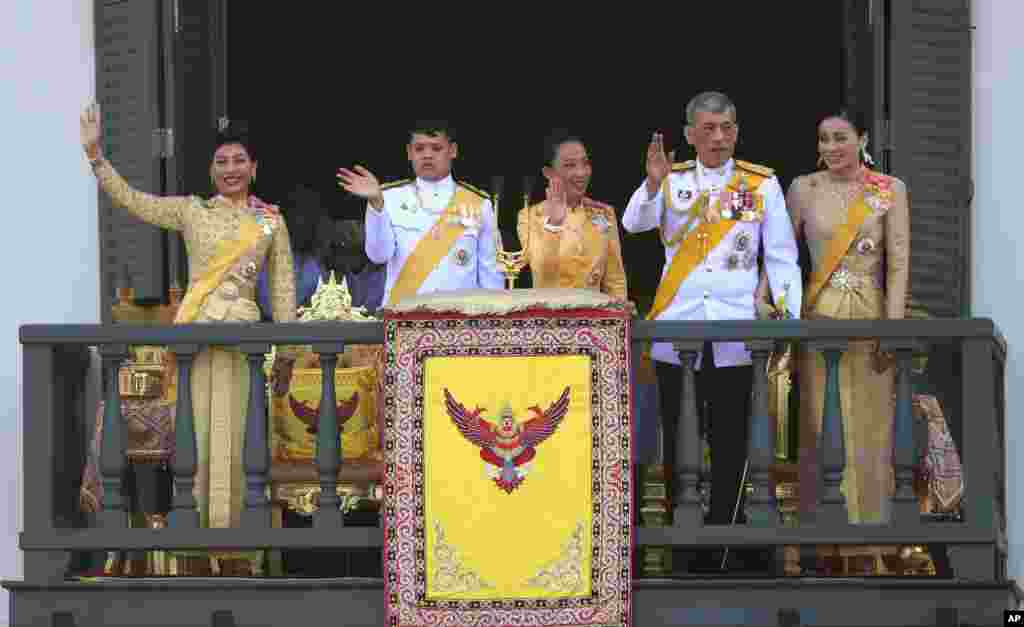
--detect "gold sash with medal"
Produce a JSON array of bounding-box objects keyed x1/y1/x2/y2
[
  {"x1": 387, "y1": 184, "x2": 486, "y2": 306},
  {"x1": 647, "y1": 165, "x2": 769, "y2": 322},
  {"x1": 803, "y1": 185, "x2": 874, "y2": 313},
  {"x1": 175, "y1": 210, "x2": 268, "y2": 324}
]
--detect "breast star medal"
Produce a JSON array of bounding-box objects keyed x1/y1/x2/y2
[
  {"x1": 454, "y1": 248, "x2": 470, "y2": 266},
  {"x1": 254, "y1": 212, "x2": 274, "y2": 236}
]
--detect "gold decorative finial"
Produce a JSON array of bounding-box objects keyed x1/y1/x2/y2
[{"x1": 494, "y1": 181, "x2": 531, "y2": 289}]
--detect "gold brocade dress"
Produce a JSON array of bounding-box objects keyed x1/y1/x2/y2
[
  {"x1": 95, "y1": 160, "x2": 297, "y2": 572},
  {"x1": 790, "y1": 171, "x2": 910, "y2": 524},
  {"x1": 516, "y1": 202, "x2": 627, "y2": 300}
]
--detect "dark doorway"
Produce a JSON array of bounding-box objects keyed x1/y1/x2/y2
[{"x1": 226, "y1": 4, "x2": 843, "y2": 313}]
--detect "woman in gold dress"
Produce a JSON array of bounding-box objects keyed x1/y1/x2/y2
[
  {"x1": 787, "y1": 110, "x2": 910, "y2": 525},
  {"x1": 80, "y1": 105, "x2": 297, "y2": 575},
  {"x1": 516, "y1": 131, "x2": 627, "y2": 300}
]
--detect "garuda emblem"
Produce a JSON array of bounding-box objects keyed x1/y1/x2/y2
[
  {"x1": 288, "y1": 392, "x2": 360, "y2": 435},
  {"x1": 443, "y1": 386, "x2": 570, "y2": 493}
]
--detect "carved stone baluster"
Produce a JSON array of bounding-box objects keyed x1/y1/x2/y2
[
  {"x1": 241, "y1": 344, "x2": 271, "y2": 528},
  {"x1": 673, "y1": 341, "x2": 704, "y2": 531},
  {"x1": 817, "y1": 343, "x2": 849, "y2": 525},
  {"x1": 169, "y1": 344, "x2": 200, "y2": 529},
  {"x1": 882, "y1": 340, "x2": 920, "y2": 523},
  {"x1": 98, "y1": 344, "x2": 130, "y2": 529},
  {"x1": 746, "y1": 339, "x2": 777, "y2": 527},
  {"x1": 314, "y1": 342, "x2": 345, "y2": 528}
]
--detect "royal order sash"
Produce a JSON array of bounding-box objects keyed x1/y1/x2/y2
[
  {"x1": 387, "y1": 186, "x2": 484, "y2": 306},
  {"x1": 175, "y1": 214, "x2": 265, "y2": 324},
  {"x1": 646, "y1": 169, "x2": 767, "y2": 323},
  {"x1": 803, "y1": 190, "x2": 873, "y2": 312}
]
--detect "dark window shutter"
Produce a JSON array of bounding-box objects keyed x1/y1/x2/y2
[
  {"x1": 95, "y1": 0, "x2": 166, "y2": 315},
  {"x1": 888, "y1": 0, "x2": 972, "y2": 318},
  {"x1": 168, "y1": 1, "x2": 228, "y2": 287}
]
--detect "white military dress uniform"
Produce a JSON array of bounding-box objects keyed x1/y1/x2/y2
[
  {"x1": 364, "y1": 174, "x2": 504, "y2": 305},
  {"x1": 622, "y1": 158, "x2": 803, "y2": 367}
]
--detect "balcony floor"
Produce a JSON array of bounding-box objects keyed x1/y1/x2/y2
[{"x1": 5, "y1": 575, "x2": 1018, "y2": 627}]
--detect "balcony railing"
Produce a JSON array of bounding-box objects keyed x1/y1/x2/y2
[{"x1": 8, "y1": 318, "x2": 1014, "y2": 626}]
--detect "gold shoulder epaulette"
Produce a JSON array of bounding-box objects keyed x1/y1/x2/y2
[
  {"x1": 457, "y1": 180, "x2": 490, "y2": 200},
  {"x1": 735, "y1": 160, "x2": 775, "y2": 177},
  {"x1": 671, "y1": 160, "x2": 696, "y2": 172},
  {"x1": 380, "y1": 179, "x2": 412, "y2": 191}
]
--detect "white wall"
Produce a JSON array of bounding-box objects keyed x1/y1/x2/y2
[
  {"x1": 973, "y1": 1, "x2": 1024, "y2": 587},
  {"x1": 0, "y1": 0, "x2": 98, "y2": 624}
]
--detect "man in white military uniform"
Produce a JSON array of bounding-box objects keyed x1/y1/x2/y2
[
  {"x1": 337, "y1": 121, "x2": 503, "y2": 307},
  {"x1": 623, "y1": 92, "x2": 801, "y2": 570}
]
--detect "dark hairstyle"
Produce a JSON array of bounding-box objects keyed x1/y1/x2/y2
[
  {"x1": 819, "y1": 108, "x2": 868, "y2": 136},
  {"x1": 409, "y1": 120, "x2": 456, "y2": 143},
  {"x1": 213, "y1": 120, "x2": 256, "y2": 161},
  {"x1": 542, "y1": 129, "x2": 586, "y2": 167}
]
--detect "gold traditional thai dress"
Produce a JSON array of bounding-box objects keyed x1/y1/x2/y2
[
  {"x1": 516, "y1": 202, "x2": 627, "y2": 300},
  {"x1": 94, "y1": 160, "x2": 297, "y2": 572},
  {"x1": 789, "y1": 170, "x2": 909, "y2": 524}
]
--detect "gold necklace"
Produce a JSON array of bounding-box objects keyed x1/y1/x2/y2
[{"x1": 825, "y1": 169, "x2": 865, "y2": 213}]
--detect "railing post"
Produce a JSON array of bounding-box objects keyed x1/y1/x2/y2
[
  {"x1": 746, "y1": 339, "x2": 777, "y2": 527},
  {"x1": 21, "y1": 344, "x2": 68, "y2": 582},
  {"x1": 241, "y1": 344, "x2": 272, "y2": 528},
  {"x1": 811, "y1": 341, "x2": 849, "y2": 526},
  {"x1": 672, "y1": 341, "x2": 704, "y2": 531},
  {"x1": 948, "y1": 336, "x2": 999, "y2": 581},
  {"x1": 169, "y1": 344, "x2": 200, "y2": 529},
  {"x1": 313, "y1": 342, "x2": 346, "y2": 528},
  {"x1": 880, "y1": 340, "x2": 920, "y2": 523},
  {"x1": 98, "y1": 344, "x2": 130, "y2": 529}
]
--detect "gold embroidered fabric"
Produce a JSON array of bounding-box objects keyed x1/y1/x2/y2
[
  {"x1": 788, "y1": 171, "x2": 910, "y2": 524},
  {"x1": 381, "y1": 287, "x2": 624, "y2": 316},
  {"x1": 525, "y1": 522, "x2": 586, "y2": 594},
  {"x1": 94, "y1": 160, "x2": 299, "y2": 571},
  {"x1": 431, "y1": 521, "x2": 493, "y2": 594},
  {"x1": 94, "y1": 160, "x2": 297, "y2": 325},
  {"x1": 517, "y1": 203, "x2": 628, "y2": 300},
  {"x1": 789, "y1": 171, "x2": 909, "y2": 321}
]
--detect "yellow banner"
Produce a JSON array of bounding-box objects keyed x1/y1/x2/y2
[
  {"x1": 422, "y1": 355, "x2": 593, "y2": 601},
  {"x1": 804, "y1": 190, "x2": 873, "y2": 312},
  {"x1": 270, "y1": 366, "x2": 378, "y2": 462},
  {"x1": 387, "y1": 187, "x2": 483, "y2": 306}
]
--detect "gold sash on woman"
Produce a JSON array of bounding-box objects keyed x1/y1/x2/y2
[
  {"x1": 803, "y1": 190, "x2": 873, "y2": 313},
  {"x1": 175, "y1": 215, "x2": 266, "y2": 324},
  {"x1": 387, "y1": 186, "x2": 483, "y2": 306}
]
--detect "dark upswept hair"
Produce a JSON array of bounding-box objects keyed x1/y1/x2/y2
[
  {"x1": 213, "y1": 120, "x2": 257, "y2": 161},
  {"x1": 409, "y1": 120, "x2": 456, "y2": 143},
  {"x1": 818, "y1": 108, "x2": 869, "y2": 136},
  {"x1": 542, "y1": 128, "x2": 587, "y2": 167}
]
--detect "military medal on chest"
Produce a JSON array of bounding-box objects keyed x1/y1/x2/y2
[{"x1": 254, "y1": 212, "x2": 274, "y2": 236}]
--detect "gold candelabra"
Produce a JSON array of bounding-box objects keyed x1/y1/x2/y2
[{"x1": 493, "y1": 176, "x2": 533, "y2": 289}]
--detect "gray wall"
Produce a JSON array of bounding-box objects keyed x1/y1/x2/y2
[
  {"x1": 0, "y1": 1, "x2": 99, "y2": 625},
  {"x1": 974, "y1": 1, "x2": 1024, "y2": 592}
]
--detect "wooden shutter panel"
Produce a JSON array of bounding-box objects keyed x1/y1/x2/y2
[
  {"x1": 167, "y1": 1, "x2": 228, "y2": 287},
  {"x1": 888, "y1": 0, "x2": 972, "y2": 318},
  {"x1": 96, "y1": 0, "x2": 167, "y2": 314}
]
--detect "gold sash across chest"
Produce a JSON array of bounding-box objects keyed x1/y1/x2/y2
[
  {"x1": 803, "y1": 189, "x2": 873, "y2": 313},
  {"x1": 175, "y1": 213, "x2": 265, "y2": 324},
  {"x1": 387, "y1": 186, "x2": 484, "y2": 306},
  {"x1": 646, "y1": 169, "x2": 767, "y2": 323}
]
